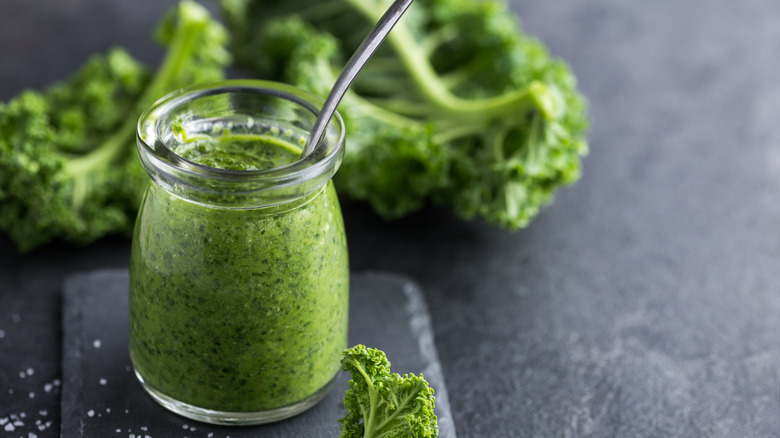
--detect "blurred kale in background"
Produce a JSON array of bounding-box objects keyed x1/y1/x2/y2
[{"x1": 0, "y1": 0, "x2": 588, "y2": 252}]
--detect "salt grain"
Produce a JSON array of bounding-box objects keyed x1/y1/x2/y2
[
  {"x1": 19, "y1": 412, "x2": 26, "y2": 418},
  {"x1": 28, "y1": 392, "x2": 35, "y2": 399},
  {"x1": 53, "y1": 379, "x2": 61, "y2": 387},
  {"x1": 93, "y1": 339, "x2": 102, "y2": 348},
  {"x1": 182, "y1": 424, "x2": 189, "y2": 429},
  {"x1": 39, "y1": 411, "x2": 47, "y2": 417},
  {"x1": 0, "y1": 329, "x2": 5, "y2": 338},
  {"x1": 43, "y1": 384, "x2": 53, "y2": 393},
  {"x1": 29, "y1": 432, "x2": 38, "y2": 438},
  {"x1": 26, "y1": 368, "x2": 34, "y2": 376},
  {"x1": 87, "y1": 410, "x2": 95, "y2": 417},
  {"x1": 13, "y1": 420, "x2": 24, "y2": 426},
  {"x1": 19, "y1": 371, "x2": 26, "y2": 378},
  {"x1": 0, "y1": 418, "x2": 6, "y2": 425},
  {"x1": 99, "y1": 378, "x2": 107, "y2": 385},
  {"x1": 4, "y1": 423, "x2": 14, "y2": 432},
  {"x1": 12, "y1": 314, "x2": 20, "y2": 322},
  {"x1": 106, "y1": 408, "x2": 111, "y2": 413},
  {"x1": 37, "y1": 425, "x2": 45, "y2": 431},
  {"x1": 140, "y1": 426, "x2": 147, "y2": 431},
  {"x1": 116, "y1": 429, "x2": 121, "y2": 433}
]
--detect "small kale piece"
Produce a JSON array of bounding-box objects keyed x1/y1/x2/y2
[{"x1": 340, "y1": 345, "x2": 438, "y2": 438}]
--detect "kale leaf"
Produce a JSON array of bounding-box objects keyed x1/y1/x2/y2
[
  {"x1": 0, "y1": 1, "x2": 229, "y2": 251},
  {"x1": 340, "y1": 345, "x2": 438, "y2": 438},
  {"x1": 223, "y1": 0, "x2": 589, "y2": 229}
]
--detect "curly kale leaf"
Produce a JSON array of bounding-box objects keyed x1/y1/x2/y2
[
  {"x1": 340, "y1": 345, "x2": 438, "y2": 438},
  {"x1": 0, "y1": 1, "x2": 229, "y2": 252},
  {"x1": 223, "y1": 0, "x2": 589, "y2": 229}
]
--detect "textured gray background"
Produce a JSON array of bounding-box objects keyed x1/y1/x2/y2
[{"x1": 1, "y1": 0, "x2": 780, "y2": 437}]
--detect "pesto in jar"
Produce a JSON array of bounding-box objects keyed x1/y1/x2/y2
[{"x1": 129, "y1": 134, "x2": 349, "y2": 412}]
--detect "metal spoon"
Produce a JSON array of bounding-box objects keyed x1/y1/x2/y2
[{"x1": 301, "y1": 0, "x2": 414, "y2": 158}]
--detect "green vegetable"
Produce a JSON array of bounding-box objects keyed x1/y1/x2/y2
[
  {"x1": 223, "y1": 0, "x2": 588, "y2": 230},
  {"x1": 340, "y1": 345, "x2": 438, "y2": 438},
  {"x1": 0, "y1": 1, "x2": 229, "y2": 252}
]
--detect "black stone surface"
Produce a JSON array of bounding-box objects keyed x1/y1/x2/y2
[
  {"x1": 2, "y1": 0, "x2": 780, "y2": 437},
  {"x1": 60, "y1": 270, "x2": 455, "y2": 438}
]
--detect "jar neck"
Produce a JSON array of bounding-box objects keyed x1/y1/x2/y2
[
  {"x1": 147, "y1": 181, "x2": 328, "y2": 214},
  {"x1": 137, "y1": 140, "x2": 338, "y2": 209},
  {"x1": 136, "y1": 80, "x2": 345, "y2": 209}
]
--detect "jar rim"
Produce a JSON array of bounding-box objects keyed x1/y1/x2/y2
[{"x1": 136, "y1": 79, "x2": 345, "y2": 186}]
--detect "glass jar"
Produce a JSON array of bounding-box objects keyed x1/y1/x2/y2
[{"x1": 129, "y1": 80, "x2": 348, "y2": 425}]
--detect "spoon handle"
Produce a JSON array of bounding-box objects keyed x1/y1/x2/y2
[{"x1": 302, "y1": 0, "x2": 414, "y2": 158}]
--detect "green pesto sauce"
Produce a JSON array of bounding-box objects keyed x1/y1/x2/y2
[
  {"x1": 173, "y1": 133, "x2": 302, "y2": 171},
  {"x1": 129, "y1": 135, "x2": 348, "y2": 412}
]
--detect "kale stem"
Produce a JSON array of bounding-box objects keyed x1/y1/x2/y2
[
  {"x1": 345, "y1": 0, "x2": 559, "y2": 120},
  {"x1": 432, "y1": 123, "x2": 484, "y2": 143},
  {"x1": 138, "y1": 5, "x2": 208, "y2": 112},
  {"x1": 351, "y1": 358, "x2": 378, "y2": 436},
  {"x1": 62, "y1": 118, "x2": 134, "y2": 179},
  {"x1": 311, "y1": 56, "x2": 422, "y2": 128},
  {"x1": 62, "y1": 3, "x2": 208, "y2": 181},
  {"x1": 363, "y1": 97, "x2": 431, "y2": 117},
  {"x1": 439, "y1": 67, "x2": 474, "y2": 89},
  {"x1": 349, "y1": 94, "x2": 422, "y2": 127}
]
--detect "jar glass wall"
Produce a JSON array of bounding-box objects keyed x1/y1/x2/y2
[{"x1": 129, "y1": 80, "x2": 348, "y2": 425}]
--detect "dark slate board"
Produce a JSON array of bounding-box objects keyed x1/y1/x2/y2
[{"x1": 61, "y1": 269, "x2": 456, "y2": 438}]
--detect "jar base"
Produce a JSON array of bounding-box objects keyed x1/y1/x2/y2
[{"x1": 133, "y1": 368, "x2": 337, "y2": 425}]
